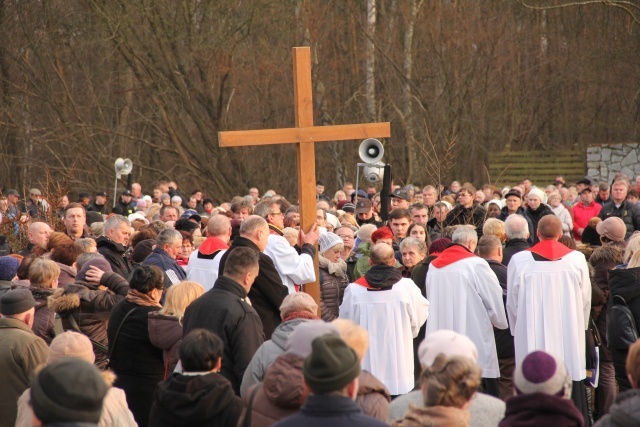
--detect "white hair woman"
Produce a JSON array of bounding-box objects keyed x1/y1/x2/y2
[{"x1": 318, "y1": 232, "x2": 349, "y2": 322}]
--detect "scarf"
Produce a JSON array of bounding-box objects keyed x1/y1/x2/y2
[
  {"x1": 283, "y1": 311, "x2": 320, "y2": 322},
  {"x1": 126, "y1": 288, "x2": 162, "y2": 307},
  {"x1": 356, "y1": 264, "x2": 402, "y2": 290},
  {"x1": 318, "y1": 255, "x2": 348, "y2": 279}
]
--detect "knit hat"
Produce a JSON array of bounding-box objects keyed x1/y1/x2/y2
[
  {"x1": 514, "y1": 351, "x2": 572, "y2": 399},
  {"x1": 279, "y1": 292, "x2": 318, "y2": 319},
  {"x1": 527, "y1": 188, "x2": 546, "y2": 204},
  {"x1": 596, "y1": 217, "x2": 626, "y2": 242},
  {"x1": 0, "y1": 255, "x2": 20, "y2": 280},
  {"x1": 487, "y1": 199, "x2": 504, "y2": 209},
  {"x1": 429, "y1": 238, "x2": 452, "y2": 255},
  {"x1": 318, "y1": 232, "x2": 343, "y2": 254},
  {"x1": 31, "y1": 357, "x2": 107, "y2": 424},
  {"x1": 135, "y1": 199, "x2": 148, "y2": 209},
  {"x1": 325, "y1": 213, "x2": 340, "y2": 230},
  {"x1": 48, "y1": 331, "x2": 95, "y2": 364},
  {"x1": 132, "y1": 239, "x2": 155, "y2": 263},
  {"x1": 303, "y1": 334, "x2": 361, "y2": 393},
  {"x1": 0, "y1": 288, "x2": 36, "y2": 315},
  {"x1": 371, "y1": 227, "x2": 393, "y2": 243},
  {"x1": 285, "y1": 321, "x2": 339, "y2": 358},
  {"x1": 418, "y1": 330, "x2": 478, "y2": 367},
  {"x1": 76, "y1": 256, "x2": 112, "y2": 283},
  {"x1": 342, "y1": 202, "x2": 355, "y2": 214}
]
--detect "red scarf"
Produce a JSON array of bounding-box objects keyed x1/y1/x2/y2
[
  {"x1": 197, "y1": 236, "x2": 228, "y2": 256},
  {"x1": 355, "y1": 276, "x2": 374, "y2": 289},
  {"x1": 527, "y1": 239, "x2": 573, "y2": 261},
  {"x1": 431, "y1": 244, "x2": 476, "y2": 268}
]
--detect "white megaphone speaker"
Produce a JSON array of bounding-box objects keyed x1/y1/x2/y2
[
  {"x1": 114, "y1": 158, "x2": 133, "y2": 179},
  {"x1": 363, "y1": 162, "x2": 385, "y2": 184},
  {"x1": 358, "y1": 138, "x2": 384, "y2": 164}
]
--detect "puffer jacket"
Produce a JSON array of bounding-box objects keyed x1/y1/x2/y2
[
  {"x1": 594, "y1": 388, "x2": 640, "y2": 427},
  {"x1": 551, "y1": 204, "x2": 573, "y2": 236},
  {"x1": 15, "y1": 370, "x2": 137, "y2": 427},
  {"x1": 47, "y1": 272, "x2": 129, "y2": 369},
  {"x1": 318, "y1": 255, "x2": 349, "y2": 321},
  {"x1": 240, "y1": 317, "x2": 312, "y2": 397},
  {"x1": 356, "y1": 370, "x2": 391, "y2": 422},
  {"x1": 148, "y1": 312, "x2": 182, "y2": 379},
  {"x1": 239, "y1": 353, "x2": 307, "y2": 427},
  {"x1": 30, "y1": 287, "x2": 56, "y2": 345},
  {"x1": 608, "y1": 266, "x2": 640, "y2": 391}
]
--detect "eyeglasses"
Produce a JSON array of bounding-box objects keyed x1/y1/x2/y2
[
  {"x1": 338, "y1": 234, "x2": 354, "y2": 239},
  {"x1": 271, "y1": 211, "x2": 283, "y2": 216}
]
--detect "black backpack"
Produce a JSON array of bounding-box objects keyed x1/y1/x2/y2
[{"x1": 607, "y1": 294, "x2": 639, "y2": 350}]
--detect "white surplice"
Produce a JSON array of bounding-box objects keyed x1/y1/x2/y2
[
  {"x1": 507, "y1": 250, "x2": 591, "y2": 381},
  {"x1": 264, "y1": 234, "x2": 316, "y2": 294},
  {"x1": 339, "y1": 278, "x2": 429, "y2": 395},
  {"x1": 425, "y1": 256, "x2": 508, "y2": 378}
]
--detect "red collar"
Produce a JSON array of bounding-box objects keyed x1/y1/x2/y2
[
  {"x1": 197, "y1": 236, "x2": 229, "y2": 255},
  {"x1": 431, "y1": 244, "x2": 477, "y2": 268},
  {"x1": 354, "y1": 276, "x2": 373, "y2": 288},
  {"x1": 527, "y1": 240, "x2": 573, "y2": 261}
]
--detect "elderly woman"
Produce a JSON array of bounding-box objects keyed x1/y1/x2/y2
[
  {"x1": 525, "y1": 188, "x2": 554, "y2": 243},
  {"x1": 548, "y1": 191, "x2": 573, "y2": 236},
  {"x1": 318, "y1": 232, "x2": 349, "y2": 321},
  {"x1": 482, "y1": 218, "x2": 506, "y2": 244},
  {"x1": 108, "y1": 265, "x2": 165, "y2": 427},
  {"x1": 399, "y1": 237, "x2": 427, "y2": 278}
]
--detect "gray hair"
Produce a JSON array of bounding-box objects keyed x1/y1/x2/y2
[
  {"x1": 76, "y1": 252, "x2": 105, "y2": 271},
  {"x1": 279, "y1": 292, "x2": 318, "y2": 319},
  {"x1": 207, "y1": 214, "x2": 231, "y2": 237},
  {"x1": 451, "y1": 225, "x2": 478, "y2": 245},
  {"x1": 504, "y1": 214, "x2": 530, "y2": 240},
  {"x1": 157, "y1": 228, "x2": 182, "y2": 247},
  {"x1": 239, "y1": 215, "x2": 268, "y2": 236},
  {"x1": 103, "y1": 215, "x2": 130, "y2": 234},
  {"x1": 253, "y1": 200, "x2": 278, "y2": 218},
  {"x1": 399, "y1": 237, "x2": 427, "y2": 256}
]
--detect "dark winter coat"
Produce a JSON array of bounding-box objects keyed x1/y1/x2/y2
[
  {"x1": 598, "y1": 200, "x2": 640, "y2": 239},
  {"x1": 272, "y1": 394, "x2": 389, "y2": 427},
  {"x1": 502, "y1": 238, "x2": 531, "y2": 267},
  {"x1": 86, "y1": 203, "x2": 107, "y2": 215},
  {"x1": 607, "y1": 266, "x2": 640, "y2": 391},
  {"x1": 148, "y1": 312, "x2": 182, "y2": 379},
  {"x1": 410, "y1": 254, "x2": 437, "y2": 382},
  {"x1": 48, "y1": 272, "x2": 129, "y2": 369},
  {"x1": 525, "y1": 204, "x2": 554, "y2": 243},
  {"x1": 318, "y1": 256, "x2": 349, "y2": 322},
  {"x1": 443, "y1": 202, "x2": 487, "y2": 237},
  {"x1": 108, "y1": 299, "x2": 164, "y2": 427},
  {"x1": 498, "y1": 207, "x2": 535, "y2": 245},
  {"x1": 499, "y1": 392, "x2": 584, "y2": 427},
  {"x1": 486, "y1": 259, "x2": 514, "y2": 360},
  {"x1": 594, "y1": 388, "x2": 640, "y2": 427},
  {"x1": 143, "y1": 247, "x2": 186, "y2": 288},
  {"x1": 149, "y1": 372, "x2": 242, "y2": 427},
  {"x1": 112, "y1": 200, "x2": 135, "y2": 216},
  {"x1": 96, "y1": 236, "x2": 134, "y2": 280},
  {"x1": 30, "y1": 287, "x2": 56, "y2": 345},
  {"x1": 218, "y1": 236, "x2": 287, "y2": 340},
  {"x1": 0, "y1": 235, "x2": 11, "y2": 256},
  {"x1": 183, "y1": 275, "x2": 264, "y2": 396}
]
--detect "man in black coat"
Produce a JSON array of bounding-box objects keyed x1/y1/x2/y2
[
  {"x1": 598, "y1": 179, "x2": 640, "y2": 239},
  {"x1": 218, "y1": 215, "x2": 288, "y2": 340},
  {"x1": 478, "y1": 234, "x2": 514, "y2": 400},
  {"x1": 183, "y1": 246, "x2": 264, "y2": 396},
  {"x1": 96, "y1": 215, "x2": 133, "y2": 280},
  {"x1": 443, "y1": 184, "x2": 486, "y2": 237},
  {"x1": 502, "y1": 214, "x2": 532, "y2": 267}
]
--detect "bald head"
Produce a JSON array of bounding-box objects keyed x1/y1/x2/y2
[
  {"x1": 28, "y1": 221, "x2": 52, "y2": 248},
  {"x1": 207, "y1": 214, "x2": 231, "y2": 243},
  {"x1": 537, "y1": 215, "x2": 563, "y2": 241},
  {"x1": 369, "y1": 243, "x2": 395, "y2": 266}
]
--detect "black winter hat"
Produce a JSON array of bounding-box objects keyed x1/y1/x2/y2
[
  {"x1": 303, "y1": 335, "x2": 360, "y2": 394},
  {"x1": 31, "y1": 357, "x2": 107, "y2": 424}
]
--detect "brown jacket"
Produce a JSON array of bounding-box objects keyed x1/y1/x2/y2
[
  {"x1": 148, "y1": 311, "x2": 183, "y2": 379},
  {"x1": 30, "y1": 287, "x2": 56, "y2": 345},
  {"x1": 318, "y1": 256, "x2": 349, "y2": 322},
  {"x1": 356, "y1": 370, "x2": 392, "y2": 422},
  {"x1": 392, "y1": 404, "x2": 470, "y2": 427}
]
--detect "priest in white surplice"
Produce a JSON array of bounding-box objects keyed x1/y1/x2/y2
[
  {"x1": 339, "y1": 243, "x2": 429, "y2": 395},
  {"x1": 507, "y1": 215, "x2": 591, "y2": 419},
  {"x1": 425, "y1": 225, "x2": 508, "y2": 397}
]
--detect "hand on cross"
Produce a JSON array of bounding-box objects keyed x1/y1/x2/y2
[{"x1": 299, "y1": 223, "x2": 320, "y2": 246}]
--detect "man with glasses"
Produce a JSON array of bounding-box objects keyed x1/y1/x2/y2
[
  {"x1": 254, "y1": 200, "x2": 319, "y2": 294},
  {"x1": 443, "y1": 184, "x2": 487, "y2": 237}
]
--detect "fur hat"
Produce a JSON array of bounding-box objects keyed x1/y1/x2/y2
[
  {"x1": 418, "y1": 330, "x2": 478, "y2": 367},
  {"x1": 0, "y1": 255, "x2": 20, "y2": 281},
  {"x1": 31, "y1": 358, "x2": 107, "y2": 424},
  {"x1": 303, "y1": 335, "x2": 361, "y2": 393},
  {"x1": 596, "y1": 217, "x2": 626, "y2": 242},
  {"x1": 279, "y1": 292, "x2": 318, "y2": 319},
  {"x1": 514, "y1": 351, "x2": 572, "y2": 399},
  {"x1": 318, "y1": 232, "x2": 343, "y2": 254},
  {"x1": 48, "y1": 331, "x2": 95, "y2": 364}
]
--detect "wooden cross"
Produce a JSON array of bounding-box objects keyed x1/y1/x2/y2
[{"x1": 218, "y1": 46, "x2": 391, "y2": 310}]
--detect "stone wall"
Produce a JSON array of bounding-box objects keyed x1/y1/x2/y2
[{"x1": 587, "y1": 143, "x2": 640, "y2": 183}]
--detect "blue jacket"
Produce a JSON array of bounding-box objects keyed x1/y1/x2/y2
[{"x1": 143, "y1": 247, "x2": 186, "y2": 288}]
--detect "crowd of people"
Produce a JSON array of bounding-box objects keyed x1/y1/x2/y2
[{"x1": 1, "y1": 173, "x2": 640, "y2": 426}]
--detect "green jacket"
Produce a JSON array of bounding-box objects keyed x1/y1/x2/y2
[
  {"x1": 353, "y1": 242, "x2": 401, "y2": 279},
  {"x1": 0, "y1": 318, "x2": 49, "y2": 427}
]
